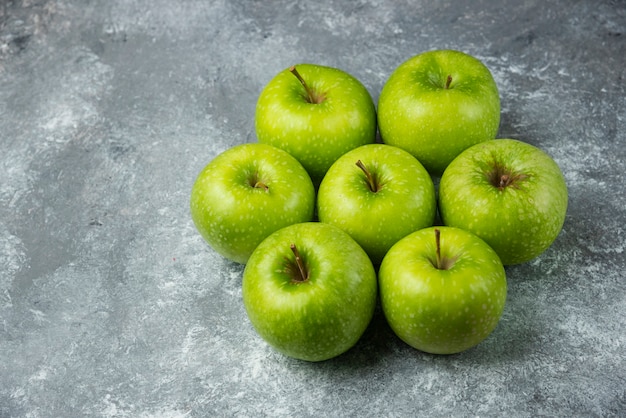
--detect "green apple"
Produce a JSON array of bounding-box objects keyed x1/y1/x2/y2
[
  {"x1": 255, "y1": 63, "x2": 377, "y2": 185},
  {"x1": 377, "y1": 49, "x2": 501, "y2": 176},
  {"x1": 438, "y1": 139, "x2": 568, "y2": 265},
  {"x1": 190, "y1": 143, "x2": 315, "y2": 264},
  {"x1": 242, "y1": 222, "x2": 377, "y2": 362},
  {"x1": 379, "y1": 226, "x2": 507, "y2": 354},
  {"x1": 317, "y1": 143, "x2": 436, "y2": 265}
]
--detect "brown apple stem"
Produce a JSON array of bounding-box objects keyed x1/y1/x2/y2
[
  {"x1": 499, "y1": 174, "x2": 510, "y2": 190},
  {"x1": 432, "y1": 229, "x2": 458, "y2": 270},
  {"x1": 435, "y1": 228, "x2": 442, "y2": 268},
  {"x1": 254, "y1": 181, "x2": 269, "y2": 191},
  {"x1": 289, "y1": 65, "x2": 318, "y2": 104},
  {"x1": 487, "y1": 161, "x2": 530, "y2": 191},
  {"x1": 355, "y1": 160, "x2": 379, "y2": 193},
  {"x1": 290, "y1": 243, "x2": 309, "y2": 282},
  {"x1": 445, "y1": 75, "x2": 452, "y2": 89},
  {"x1": 250, "y1": 172, "x2": 269, "y2": 191}
]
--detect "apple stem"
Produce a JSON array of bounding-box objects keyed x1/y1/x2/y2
[
  {"x1": 431, "y1": 229, "x2": 458, "y2": 270},
  {"x1": 435, "y1": 228, "x2": 442, "y2": 268},
  {"x1": 254, "y1": 181, "x2": 269, "y2": 191},
  {"x1": 290, "y1": 243, "x2": 309, "y2": 282},
  {"x1": 250, "y1": 172, "x2": 269, "y2": 191},
  {"x1": 445, "y1": 75, "x2": 452, "y2": 89},
  {"x1": 355, "y1": 160, "x2": 380, "y2": 193},
  {"x1": 488, "y1": 161, "x2": 529, "y2": 191},
  {"x1": 289, "y1": 65, "x2": 323, "y2": 104},
  {"x1": 498, "y1": 174, "x2": 510, "y2": 190}
]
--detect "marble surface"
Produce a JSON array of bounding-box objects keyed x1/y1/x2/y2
[{"x1": 1, "y1": 0, "x2": 625, "y2": 416}]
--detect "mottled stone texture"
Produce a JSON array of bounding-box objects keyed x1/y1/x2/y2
[{"x1": 1, "y1": 0, "x2": 624, "y2": 416}]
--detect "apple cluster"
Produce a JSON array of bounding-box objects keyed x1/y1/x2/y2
[{"x1": 190, "y1": 49, "x2": 568, "y2": 361}]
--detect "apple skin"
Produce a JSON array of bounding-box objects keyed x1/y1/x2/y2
[
  {"x1": 377, "y1": 49, "x2": 500, "y2": 176},
  {"x1": 242, "y1": 222, "x2": 378, "y2": 362},
  {"x1": 438, "y1": 139, "x2": 568, "y2": 265},
  {"x1": 379, "y1": 226, "x2": 507, "y2": 355},
  {"x1": 190, "y1": 143, "x2": 315, "y2": 264},
  {"x1": 317, "y1": 143, "x2": 436, "y2": 265},
  {"x1": 255, "y1": 63, "x2": 377, "y2": 185}
]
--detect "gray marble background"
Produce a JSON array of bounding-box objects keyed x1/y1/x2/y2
[{"x1": 1, "y1": 0, "x2": 624, "y2": 416}]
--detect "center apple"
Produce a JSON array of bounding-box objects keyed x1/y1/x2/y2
[{"x1": 317, "y1": 144, "x2": 436, "y2": 265}]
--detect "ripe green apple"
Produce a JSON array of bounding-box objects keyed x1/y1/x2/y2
[
  {"x1": 317, "y1": 143, "x2": 436, "y2": 265},
  {"x1": 377, "y1": 49, "x2": 501, "y2": 176},
  {"x1": 438, "y1": 139, "x2": 568, "y2": 265},
  {"x1": 190, "y1": 143, "x2": 315, "y2": 264},
  {"x1": 242, "y1": 222, "x2": 378, "y2": 362},
  {"x1": 379, "y1": 226, "x2": 507, "y2": 355},
  {"x1": 255, "y1": 63, "x2": 377, "y2": 185}
]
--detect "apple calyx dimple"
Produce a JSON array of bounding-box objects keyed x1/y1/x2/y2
[
  {"x1": 431, "y1": 228, "x2": 458, "y2": 270},
  {"x1": 355, "y1": 160, "x2": 383, "y2": 193},
  {"x1": 287, "y1": 243, "x2": 310, "y2": 283},
  {"x1": 486, "y1": 160, "x2": 529, "y2": 191},
  {"x1": 289, "y1": 65, "x2": 326, "y2": 104}
]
